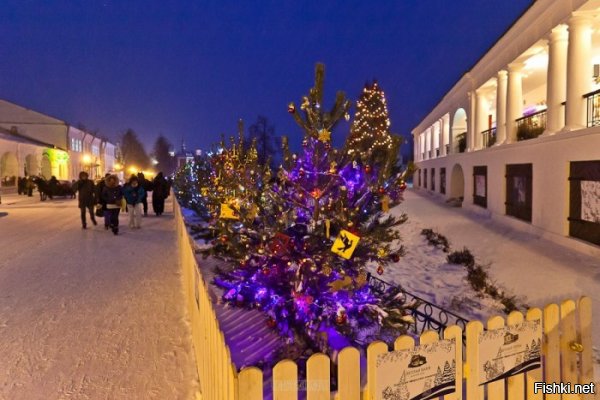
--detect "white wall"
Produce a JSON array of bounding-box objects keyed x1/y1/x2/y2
[{"x1": 415, "y1": 126, "x2": 600, "y2": 257}]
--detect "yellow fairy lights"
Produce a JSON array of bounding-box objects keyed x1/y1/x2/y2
[{"x1": 346, "y1": 82, "x2": 394, "y2": 158}]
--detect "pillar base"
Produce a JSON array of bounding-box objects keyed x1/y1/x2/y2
[{"x1": 560, "y1": 124, "x2": 586, "y2": 133}]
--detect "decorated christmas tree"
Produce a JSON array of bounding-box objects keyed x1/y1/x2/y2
[
  {"x1": 172, "y1": 151, "x2": 214, "y2": 220},
  {"x1": 344, "y1": 81, "x2": 402, "y2": 183},
  {"x1": 199, "y1": 130, "x2": 274, "y2": 262},
  {"x1": 214, "y1": 64, "x2": 412, "y2": 358}
]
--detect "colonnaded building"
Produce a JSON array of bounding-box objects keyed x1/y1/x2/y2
[
  {"x1": 0, "y1": 99, "x2": 116, "y2": 190},
  {"x1": 412, "y1": 0, "x2": 600, "y2": 256}
]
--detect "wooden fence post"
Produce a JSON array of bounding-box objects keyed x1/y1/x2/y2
[
  {"x1": 560, "y1": 299, "x2": 578, "y2": 400},
  {"x1": 525, "y1": 308, "x2": 542, "y2": 400},
  {"x1": 578, "y1": 296, "x2": 594, "y2": 400},
  {"x1": 336, "y1": 347, "x2": 360, "y2": 400},
  {"x1": 273, "y1": 359, "x2": 298, "y2": 400},
  {"x1": 238, "y1": 367, "x2": 263, "y2": 400},
  {"x1": 486, "y1": 316, "x2": 505, "y2": 400},
  {"x1": 365, "y1": 341, "x2": 388, "y2": 400},
  {"x1": 307, "y1": 353, "x2": 330, "y2": 400},
  {"x1": 443, "y1": 325, "x2": 463, "y2": 400},
  {"x1": 466, "y1": 320, "x2": 484, "y2": 400},
  {"x1": 506, "y1": 311, "x2": 524, "y2": 400}
]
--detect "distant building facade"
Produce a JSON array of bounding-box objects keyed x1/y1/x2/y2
[
  {"x1": 412, "y1": 0, "x2": 600, "y2": 255},
  {"x1": 0, "y1": 99, "x2": 116, "y2": 188}
]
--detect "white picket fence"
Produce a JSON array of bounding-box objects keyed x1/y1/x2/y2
[{"x1": 175, "y1": 200, "x2": 595, "y2": 400}]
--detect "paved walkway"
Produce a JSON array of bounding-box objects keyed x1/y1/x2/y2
[{"x1": 0, "y1": 194, "x2": 199, "y2": 399}]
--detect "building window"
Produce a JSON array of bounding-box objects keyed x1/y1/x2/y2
[
  {"x1": 70, "y1": 138, "x2": 83, "y2": 152},
  {"x1": 506, "y1": 164, "x2": 532, "y2": 222},
  {"x1": 473, "y1": 166, "x2": 487, "y2": 208},
  {"x1": 417, "y1": 169, "x2": 421, "y2": 187},
  {"x1": 440, "y1": 168, "x2": 446, "y2": 195},
  {"x1": 92, "y1": 145, "x2": 99, "y2": 156},
  {"x1": 423, "y1": 169, "x2": 428, "y2": 189},
  {"x1": 568, "y1": 160, "x2": 600, "y2": 246},
  {"x1": 431, "y1": 168, "x2": 436, "y2": 191}
]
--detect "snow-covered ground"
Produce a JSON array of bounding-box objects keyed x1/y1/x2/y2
[
  {"x1": 0, "y1": 193, "x2": 199, "y2": 399},
  {"x1": 382, "y1": 189, "x2": 600, "y2": 383}
]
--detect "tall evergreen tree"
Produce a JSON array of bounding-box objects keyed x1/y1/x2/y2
[
  {"x1": 247, "y1": 115, "x2": 277, "y2": 168},
  {"x1": 344, "y1": 81, "x2": 401, "y2": 182},
  {"x1": 153, "y1": 135, "x2": 176, "y2": 174},
  {"x1": 214, "y1": 64, "x2": 411, "y2": 356},
  {"x1": 120, "y1": 129, "x2": 150, "y2": 171}
]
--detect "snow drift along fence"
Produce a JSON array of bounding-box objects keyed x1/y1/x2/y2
[
  {"x1": 175, "y1": 201, "x2": 595, "y2": 400},
  {"x1": 175, "y1": 202, "x2": 237, "y2": 399}
]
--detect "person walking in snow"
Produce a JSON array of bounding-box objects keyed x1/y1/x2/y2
[
  {"x1": 151, "y1": 172, "x2": 170, "y2": 216},
  {"x1": 96, "y1": 173, "x2": 111, "y2": 229},
  {"x1": 101, "y1": 174, "x2": 123, "y2": 235},
  {"x1": 137, "y1": 172, "x2": 152, "y2": 216},
  {"x1": 123, "y1": 175, "x2": 146, "y2": 229},
  {"x1": 72, "y1": 171, "x2": 97, "y2": 229}
]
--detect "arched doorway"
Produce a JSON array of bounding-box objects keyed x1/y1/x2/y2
[
  {"x1": 41, "y1": 155, "x2": 52, "y2": 179},
  {"x1": 452, "y1": 109, "x2": 467, "y2": 153},
  {"x1": 450, "y1": 163, "x2": 465, "y2": 200},
  {"x1": 1, "y1": 152, "x2": 18, "y2": 186},
  {"x1": 25, "y1": 154, "x2": 39, "y2": 176}
]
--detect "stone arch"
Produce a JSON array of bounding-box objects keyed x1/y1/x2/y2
[
  {"x1": 25, "y1": 154, "x2": 39, "y2": 176},
  {"x1": 450, "y1": 163, "x2": 465, "y2": 200},
  {"x1": 452, "y1": 108, "x2": 468, "y2": 153},
  {"x1": 41, "y1": 154, "x2": 52, "y2": 179},
  {"x1": 1, "y1": 152, "x2": 18, "y2": 186}
]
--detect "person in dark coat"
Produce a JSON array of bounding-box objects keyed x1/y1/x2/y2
[
  {"x1": 72, "y1": 171, "x2": 97, "y2": 229},
  {"x1": 101, "y1": 174, "x2": 123, "y2": 235},
  {"x1": 152, "y1": 172, "x2": 170, "y2": 216},
  {"x1": 137, "y1": 172, "x2": 152, "y2": 216},
  {"x1": 96, "y1": 173, "x2": 111, "y2": 229},
  {"x1": 26, "y1": 176, "x2": 35, "y2": 197},
  {"x1": 17, "y1": 176, "x2": 24, "y2": 195},
  {"x1": 48, "y1": 175, "x2": 59, "y2": 197}
]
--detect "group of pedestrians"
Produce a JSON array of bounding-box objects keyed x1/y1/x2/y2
[
  {"x1": 16, "y1": 176, "x2": 36, "y2": 197},
  {"x1": 72, "y1": 171, "x2": 171, "y2": 235}
]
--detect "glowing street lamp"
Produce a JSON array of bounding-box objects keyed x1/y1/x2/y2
[{"x1": 82, "y1": 154, "x2": 92, "y2": 165}]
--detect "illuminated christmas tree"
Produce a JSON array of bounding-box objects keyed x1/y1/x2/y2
[
  {"x1": 214, "y1": 64, "x2": 412, "y2": 357},
  {"x1": 344, "y1": 81, "x2": 402, "y2": 183}
]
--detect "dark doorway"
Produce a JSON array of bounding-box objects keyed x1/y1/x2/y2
[
  {"x1": 506, "y1": 164, "x2": 533, "y2": 222},
  {"x1": 473, "y1": 166, "x2": 487, "y2": 208},
  {"x1": 569, "y1": 160, "x2": 600, "y2": 245}
]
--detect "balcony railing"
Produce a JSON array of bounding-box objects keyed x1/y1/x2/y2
[
  {"x1": 585, "y1": 88, "x2": 600, "y2": 127},
  {"x1": 516, "y1": 109, "x2": 546, "y2": 141},
  {"x1": 481, "y1": 127, "x2": 497, "y2": 148},
  {"x1": 445, "y1": 144, "x2": 449, "y2": 154}
]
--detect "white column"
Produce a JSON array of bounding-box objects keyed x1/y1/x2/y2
[
  {"x1": 429, "y1": 127, "x2": 434, "y2": 159},
  {"x1": 475, "y1": 90, "x2": 488, "y2": 149},
  {"x1": 505, "y1": 63, "x2": 524, "y2": 144},
  {"x1": 565, "y1": 15, "x2": 593, "y2": 130},
  {"x1": 496, "y1": 70, "x2": 508, "y2": 143},
  {"x1": 545, "y1": 25, "x2": 568, "y2": 134},
  {"x1": 441, "y1": 115, "x2": 450, "y2": 156},
  {"x1": 414, "y1": 135, "x2": 418, "y2": 161},
  {"x1": 467, "y1": 91, "x2": 476, "y2": 151}
]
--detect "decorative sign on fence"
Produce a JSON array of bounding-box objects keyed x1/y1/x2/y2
[
  {"x1": 376, "y1": 339, "x2": 457, "y2": 400},
  {"x1": 478, "y1": 319, "x2": 542, "y2": 386}
]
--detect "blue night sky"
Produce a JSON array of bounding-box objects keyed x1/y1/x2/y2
[{"x1": 1, "y1": 1, "x2": 532, "y2": 158}]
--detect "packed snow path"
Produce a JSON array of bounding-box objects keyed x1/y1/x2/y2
[
  {"x1": 389, "y1": 189, "x2": 599, "y2": 379},
  {"x1": 0, "y1": 193, "x2": 199, "y2": 399}
]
